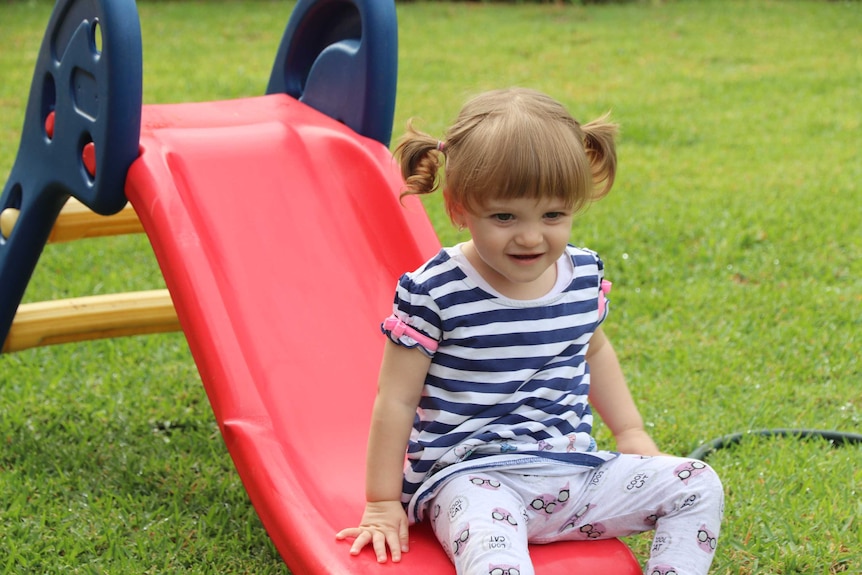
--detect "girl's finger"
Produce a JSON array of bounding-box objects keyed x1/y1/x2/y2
[
  {"x1": 386, "y1": 530, "x2": 404, "y2": 562},
  {"x1": 349, "y1": 530, "x2": 372, "y2": 556},
  {"x1": 372, "y1": 530, "x2": 389, "y2": 563}
]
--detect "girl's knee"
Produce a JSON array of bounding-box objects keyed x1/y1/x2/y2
[
  {"x1": 674, "y1": 459, "x2": 724, "y2": 504},
  {"x1": 673, "y1": 459, "x2": 721, "y2": 486},
  {"x1": 665, "y1": 459, "x2": 725, "y2": 531}
]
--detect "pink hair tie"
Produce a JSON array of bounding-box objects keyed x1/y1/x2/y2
[{"x1": 436, "y1": 141, "x2": 446, "y2": 152}]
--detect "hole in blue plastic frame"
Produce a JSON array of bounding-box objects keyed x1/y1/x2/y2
[
  {"x1": 42, "y1": 72, "x2": 57, "y2": 141},
  {"x1": 92, "y1": 19, "x2": 103, "y2": 55},
  {"x1": 0, "y1": 184, "x2": 24, "y2": 243},
  {"x1": 79, "y1": 132, "x2": 96, "y2": 184}
]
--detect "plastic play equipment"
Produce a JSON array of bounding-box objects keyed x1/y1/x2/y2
[{"x1": 0, "y1": 0, "x2": 643, "y2": 573}]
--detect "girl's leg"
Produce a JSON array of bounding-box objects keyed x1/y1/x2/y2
[
  {"x1": 543, "y1": 454, "x2": 724, "y2": 575},
  {"x1": 429, "y1": 472, "x2": 533, "y2": 575}
]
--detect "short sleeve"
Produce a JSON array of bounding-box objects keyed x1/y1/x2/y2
[
  {"x1": 594, "y1": 252, "x2": 611, "y2": 325},
  {"x1": 380, "y1": 273, "x2": 443, "y2": 357}
]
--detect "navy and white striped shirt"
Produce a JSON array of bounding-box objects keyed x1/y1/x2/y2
[{"x1": 383, "y1": 244, "x2": 618, "y2": 512}]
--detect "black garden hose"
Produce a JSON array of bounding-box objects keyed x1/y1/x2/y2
[{"x1": 687, "y1": 428, "x2": 862, "y2": 461}]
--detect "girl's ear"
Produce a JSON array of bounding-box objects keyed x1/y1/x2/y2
[
  {"x1": 450, "y1": 208, "x2": 464, "y2": 229},
  {"x1": 444, "y1": 190, "x2": 467, "y2": 229}
]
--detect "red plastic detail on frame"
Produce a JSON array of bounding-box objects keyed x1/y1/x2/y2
[
  {"x1": 45, "y1": 111, "x2": 56, "y2": 140},
  {"x1": 82, "y1": 141, "x2": 96, "y2": 177}
]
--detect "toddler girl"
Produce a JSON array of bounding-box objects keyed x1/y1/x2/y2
[{"x1": 337, "y1": 87, "x2": 723, "y2": 575}]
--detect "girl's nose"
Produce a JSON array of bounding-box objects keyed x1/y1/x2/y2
[{"x1": 515, "y1": 225, "x2": 543, "y2": 247}]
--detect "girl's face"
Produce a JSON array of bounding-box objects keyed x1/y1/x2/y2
[{"x1": 454, "y1": 196, "x2": 573, "y2": 300}]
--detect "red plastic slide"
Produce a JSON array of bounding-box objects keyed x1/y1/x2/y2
[{"x1": 124, "y1": 93, "x2": 642, "y2": 574}]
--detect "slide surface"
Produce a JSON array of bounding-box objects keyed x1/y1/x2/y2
[{"x1": 125, "y1": 93, "x2": 641, "y2": 574}]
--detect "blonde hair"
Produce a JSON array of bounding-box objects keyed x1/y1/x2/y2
[{"x1": 395, "y1": 87, "x2": 618, "y2": 221}]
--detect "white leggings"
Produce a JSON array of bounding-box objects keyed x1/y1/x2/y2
[{"x1": 428, "y1": 455, "x2": 724, "y2": 575}]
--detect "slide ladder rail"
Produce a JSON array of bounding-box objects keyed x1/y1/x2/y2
[
  {"x1": 266, "y1": 0, "x2": 398, "y2": 146},
  {"x1": 0, "y1": 0, "x2": 142, "y2": 346}
]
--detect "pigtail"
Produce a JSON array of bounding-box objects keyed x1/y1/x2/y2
[
  {"x1": 581, "y1": 113, "x2": 618, "y2": 200},
  {"x1": 394, "y1": 120, "x2": 446, "y2": 202}
]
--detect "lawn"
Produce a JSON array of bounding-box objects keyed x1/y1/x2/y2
[{"x1": 1, "y1": 0, "x2": 860, "y2": 573}]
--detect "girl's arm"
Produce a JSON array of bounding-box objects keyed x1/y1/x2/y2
[
  {"x1": 587, "y1": 327, "x2": 662, "y2": 456},
  {"x1": 336, "y1": 339, "x2": 431, "y2": 563}
]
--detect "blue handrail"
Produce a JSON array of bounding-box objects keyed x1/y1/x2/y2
[{"x1": 266, "y1": 0, "x2": 398, "y2": 147}]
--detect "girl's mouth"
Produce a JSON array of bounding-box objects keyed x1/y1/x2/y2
[{"x1": 510, "y1": 253, "x2": 542, "y2": 262}]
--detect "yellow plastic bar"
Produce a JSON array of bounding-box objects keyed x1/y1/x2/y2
[
  {"x1": 0, "y1": 199, "x2": 176, "y2": 352},
  {"x1": 2, "y1": 289, "x2": 180, "y2": 353},
  {"x1": 49, "y1": 198, "x2": 144, "y2": 242},
  {"x1": 0, "y1": 198, "x2": 144, "y2": 244}
]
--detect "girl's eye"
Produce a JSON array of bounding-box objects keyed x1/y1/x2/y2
[
  {"x1": 544, "y1": 212, "x2": 564, "y2": 220},
  {"x1": 492, "y1": 213, "x2": 514, "y2": 222}
]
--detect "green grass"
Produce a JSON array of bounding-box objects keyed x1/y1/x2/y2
[{"x1": 1, "y1": 0, "x2": 861, "y2": 573}]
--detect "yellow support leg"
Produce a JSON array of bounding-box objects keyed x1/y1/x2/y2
[
  {"x1": 3, "y1": 289, "x2": 180, "y2": 353},
  {"x1": 1, "y1": 198, "x2": 144, "y2": 244},
  {"x1": 1, "y1": 198, "x2": 180, "y2": 352}
]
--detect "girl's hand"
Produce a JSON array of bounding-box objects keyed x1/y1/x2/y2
[
  {"x1": 613, "y1": 426, "x2": 663, "y2": 456},
  {"x1": 336, "y1": 500, "x2": 410, "y2": 563}
]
